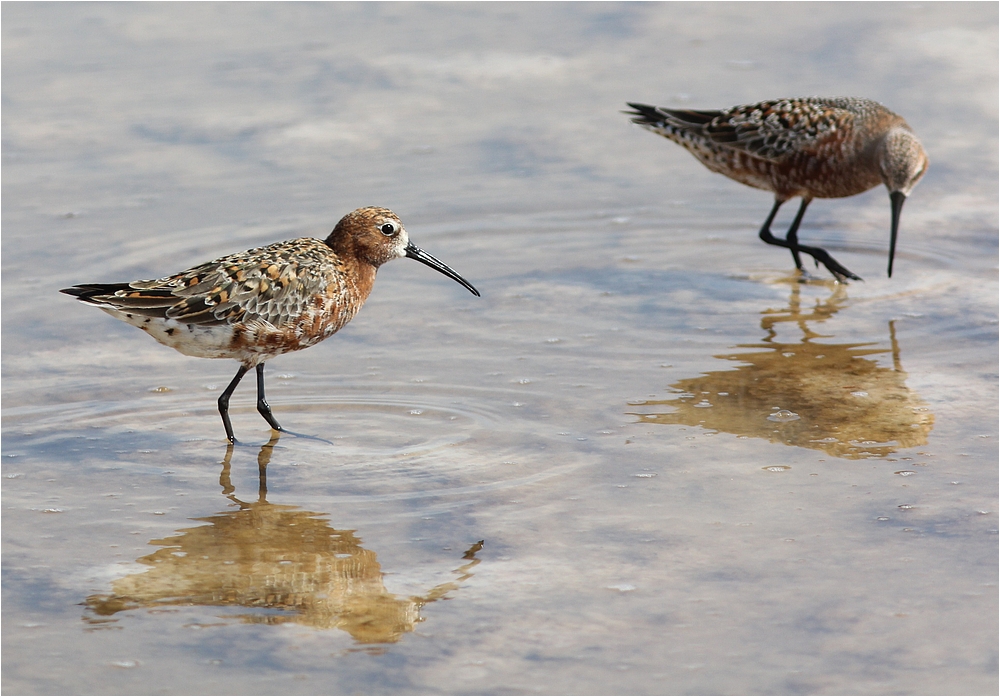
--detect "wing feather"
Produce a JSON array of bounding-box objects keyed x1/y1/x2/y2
[
  {"x1": 62, "y1": 238, "x2": 341, "y2": 328},
  {"x1": 628, "y1": 98, "x2": 857, "y2": 162}
]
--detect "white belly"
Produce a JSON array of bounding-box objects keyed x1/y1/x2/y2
[{"x1": 104, "y1": 308, "x2": 242, "y2": 361}]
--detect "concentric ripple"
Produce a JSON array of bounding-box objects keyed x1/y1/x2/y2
[{"x1": 3, "y1": 377, "x2": 592, "y2": 501}]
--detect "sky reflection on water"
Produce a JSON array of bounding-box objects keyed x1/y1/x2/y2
[{"x1": 3, "y1": 3, "x2": 996, "y2": 695}]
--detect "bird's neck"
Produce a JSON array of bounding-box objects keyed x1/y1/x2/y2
[{"x1": 325, "y1": 230, "x2": 396, "y2": 269}]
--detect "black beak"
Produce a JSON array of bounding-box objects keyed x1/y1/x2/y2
[
  {"x1": 888, "y1": 191, "x2": 906, "y2": 278},
  {"x1": 405, "y1": 242, "x2": 480, "y2": 297}
]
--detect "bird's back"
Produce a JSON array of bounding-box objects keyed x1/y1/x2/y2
[
  {"x1": 63, "y1": 237, "x2": 370, "y2": 365},
  {"x1": 627, "y1": 97, "x2": 907, "y2": 199}
]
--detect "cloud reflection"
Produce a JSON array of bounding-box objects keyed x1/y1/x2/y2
[
  {"x1": 84, "y1": 435, "x2": 483, "y2": 643},
  {"x1": 631, "y1": 280, "x2": 934, "y2": 459}
]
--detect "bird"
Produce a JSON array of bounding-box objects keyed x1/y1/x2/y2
[
  {"x1": 625, "y1": 97, "x2": 928, "y2": 281},
  {"x1": 61, "y1": 207, "x2": 480, "y2": 443}
]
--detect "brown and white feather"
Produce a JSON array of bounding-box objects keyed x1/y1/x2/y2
[
  {"x1": 627, "y1": 97, "x2": 920, "y2": 200},
  {"x1": 64, "y1": 209, "x2": 406, "y2": 367}
]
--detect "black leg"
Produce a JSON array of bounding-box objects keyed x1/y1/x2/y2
[
  {"x1": 255, "y1": 363, "x2": 284, "y2": 433},
  {"x1": 784, "y1": 198, "x2": 811, "y2": 270},
  {"x1": 757, "y1": 198, "x2": 862, "y2": 282},
  {"x1": 218, "y1": 365, "x2": 250, "y2": 444},
  {"x1": 757, "y1": 199, "x2": 786, "y2": 247}
]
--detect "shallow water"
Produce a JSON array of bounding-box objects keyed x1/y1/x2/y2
[{"x1": 3, "y1": 3, "x2": 997, "y2": 695}]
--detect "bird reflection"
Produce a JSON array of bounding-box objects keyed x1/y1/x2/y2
[
  {"x1": 84, "y1": 434, "x2": 484, "y2": 643},
  {"x1": 631, "y1": 279, "x2": 933, "y2": 459}
]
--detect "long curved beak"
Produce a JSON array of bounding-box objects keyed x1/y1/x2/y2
[
  {"x1": 405, "y1": 242, "x2": 480, "y2": 297},
  {"x1": 888, "y1": 191, "x2": 906, "y2": 278}
]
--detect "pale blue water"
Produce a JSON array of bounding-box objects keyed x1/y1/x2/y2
[{"x1": 3, "y1": 3, "x2": 997, "y2": 694}]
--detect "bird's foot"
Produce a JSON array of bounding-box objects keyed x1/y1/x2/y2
[
  {"x1": 796, "y1": 245, "x2": 862, "y2": 283},
  {"x1": 825, "y1": 261, "x2": 863, "y2": 284}
]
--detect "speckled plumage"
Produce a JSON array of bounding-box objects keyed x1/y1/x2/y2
[
  {"x1": 627, "y1": 97, "x2": 928, "y2": 280},
  {"x1": 71, "y1": 236, "x2": 369, "y2": 365},
  {"x1": 62, "y1": 207, "x2": 480, "y2": 443}
]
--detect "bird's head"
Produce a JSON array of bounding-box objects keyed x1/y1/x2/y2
[
  {"x1": 878, "y1": 128, "x2": 928, "y2": 197},
  {"x1": 326, "y1": 207, "x2": 479, "y2": 296},
  {"x1": 877, "y1": 129, "x2": 928, "y2": 278},
  {"x1": 327, "y1": 207, "x2": 410, "y2": 267}
]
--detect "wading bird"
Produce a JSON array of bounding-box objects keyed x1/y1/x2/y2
[
  {"x1": 62, "y1": 207, "x2": 480, "y2": 443},
  {"x1": 626, "y1": 97, "x2": 928, "y2": 281}
]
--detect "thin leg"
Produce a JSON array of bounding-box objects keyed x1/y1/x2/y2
[
  {"x1": 218, "y1": 365, "x2": 250, "y2": 444},
  {"x1": 255, "y1": 363, "x2": 284, "y2": 433},
  {"x1": 758, "y1": 198, "x2": 862, "y2": 282},
  {"x1": 784, "y1": 198, "x2": 811, "y2": 270},
  {"x1": 757, "y1": 199, "x2": 786, "y2": 246}
]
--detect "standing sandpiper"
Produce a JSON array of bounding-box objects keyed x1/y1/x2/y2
[
  {"x1": 626, "y1": 97, "x2": 928, "y2": 281},
  {"x1": 61, "y1": 207, "x2": 480, "y2": 443}
]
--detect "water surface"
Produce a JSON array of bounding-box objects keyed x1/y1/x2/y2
[{"x1": 3, "y1": 3, "x2": 997, "y2": 694}]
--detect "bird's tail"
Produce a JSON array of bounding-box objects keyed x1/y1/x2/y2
[
  {"x1": 625, "y1": 102, "x2": 721, "y2": 128},
  {"x1": 60, "y1": 283, "x2": 177, "y2": 317},
  {"x1": 60, "y1": 283, "x2": 133, "y2": 303}
]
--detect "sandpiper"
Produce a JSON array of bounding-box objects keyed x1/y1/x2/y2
[
  {"x1": 61, "y1": 207, "x2": 480, "y2": 443},
  {"x1": 626, "y1": 97, "x2": 928, "y2": 280}
]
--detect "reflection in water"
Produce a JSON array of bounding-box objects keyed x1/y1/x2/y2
[
  {"x1": 84, "y1": 435, "x2": 483, "y2": 643},
  {"x1": 632, "y1": 281, "x2": 934, "y2": 459}
]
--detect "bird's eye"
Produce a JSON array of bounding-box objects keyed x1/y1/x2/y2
[{"x1": 379, "y1": 222, "x2": 398, "y2": 236}]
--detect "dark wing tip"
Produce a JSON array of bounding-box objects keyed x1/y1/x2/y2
[
  {"x1": 60, "y1": 283, "x2": 179, "y2": 316},
  {"x1": 624, "y1": 102, "x2": 722, "y2": 128},
  {"x1": 60, "y1": 284, "x2": 124, "y2": 300},
  {"x1": 624, "y1": 102, "x2": 662, "y2": 124}
]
